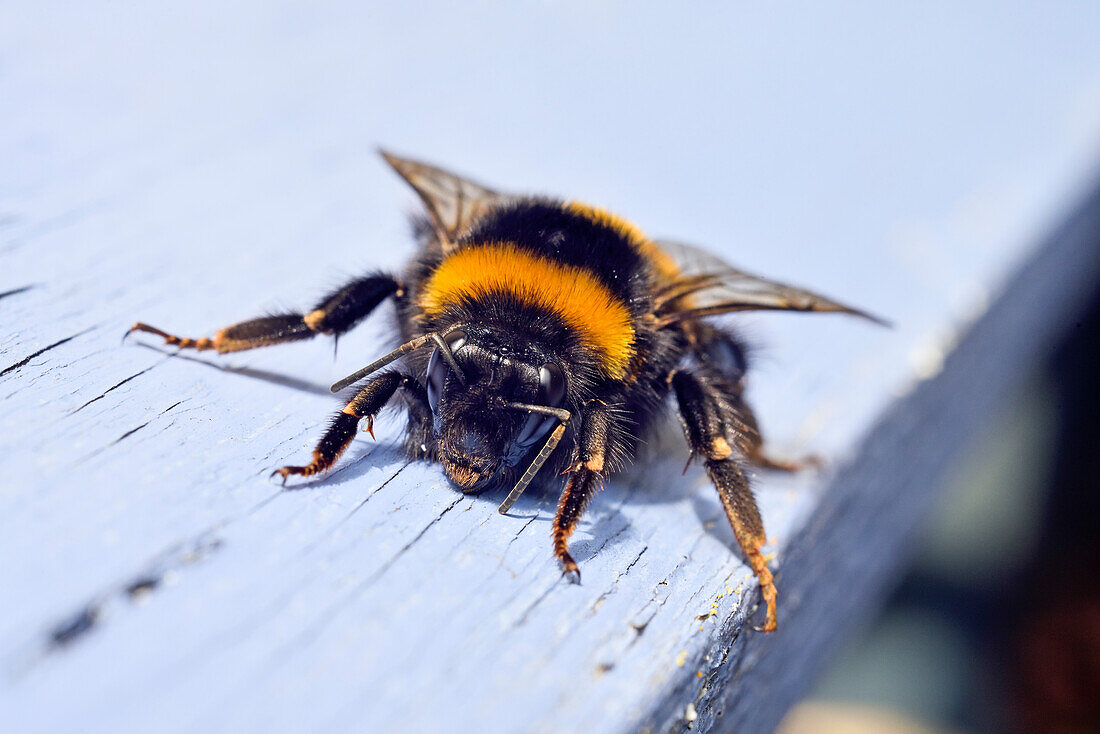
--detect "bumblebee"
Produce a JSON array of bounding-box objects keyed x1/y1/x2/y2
[{"x1": 128, "y1": 152, "x2": 882, "y2": 631}]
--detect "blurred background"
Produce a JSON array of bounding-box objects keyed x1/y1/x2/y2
[
  {"x1": 781, "y1": 289, "x2": 1100, "y2": 734},
  {"x1": 5, "y1": 3, "x2": 1100, "y2": 732}
]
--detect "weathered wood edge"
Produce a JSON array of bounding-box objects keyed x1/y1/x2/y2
[{"x1": 634, "y1": 174, "x2": 1100, "y2": 734}]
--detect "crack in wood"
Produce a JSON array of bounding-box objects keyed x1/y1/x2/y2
[
  {"x1": 494, "y1": 512, "x2": 542, "y2": 575},
  {"x1": 340, "y1": 456, "x2": 408, "y2": 499},
  {"x1": 48, "y1": 604, "x2": 102, "y2": 648},
  {"x1": 0, "y1": 284, "x2": 34, "y2": 301},
  {"x1": 68, "y1": 359, "x2": 166, "y2": 414},
  {"x1": 498, "y1": 492, "x2": 634, "y2": 617},
  {"x1": 75, "y1": 400, "x2": 186, "y2": 464},
  {"x1": 109, "y1": 400, "x2": 184, "y2": 446},
  {"x1": 182, "y1": 468, "x2": 443, "y2": 665},
  {"x1": 297, "y1": 462, "x2": 413, "y2": 555},
  {"x1": 446, "y1": 503, "x2": 498, "y2": 555},
  {"x1": 589, "y1": 545, "x2": 649, "y2": 616},
  {"x1": 512, "y1": 537, "x2": 615, "y2": 626},
  {"x1": 625, "y1": 533, "x2": 714, "y2": 644},
  {"x1": 274, "y1": 494, "x2": 466, "y2": 657},
  {"x1": 349, "y1": 495, "x2": 467, "y2": 592},
  {"x1": 512, "y1": 578, "x2": 565, "y2": 629},
  {"x1": 0, "y1": 327, "x2": 93, "y2": 378},
  {"x1": 16, "y1": 535, "x2": 226, "y2": 674}
]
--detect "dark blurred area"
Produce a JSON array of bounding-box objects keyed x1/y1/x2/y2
[
  {"x1": 783, "y1": 288, "x2": 1100, "y2": 734},
  {"x1": 1011, "y1": 288, "x2": 1100, "y2": 734}
]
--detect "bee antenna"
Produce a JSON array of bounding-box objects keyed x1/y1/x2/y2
[
  {"x1": 429, "y1": 332, "x2": 467, "y2": 387},
  {"x1": 328, "y1": 325, "x2": 463, "y2": 393},
  {"x1": 497, "y1": 403, "x2": 571, "y2": 514},
  {"x1": 330, "y1": 333, "x2": 435, "y2": 392}
]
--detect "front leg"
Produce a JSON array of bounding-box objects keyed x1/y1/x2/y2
[
  {"x1": 552, "y1": 403, "x2": 614, "y2": 581},
  {"x1": 273, "y1": 371, "x2": 420, "y2": 483}
]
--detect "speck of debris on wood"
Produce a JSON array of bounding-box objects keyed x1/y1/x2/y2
[
  {"x1": 50, "y1": 604, "x2": 102, "y2": 647},
  {"x1": 37, "y1": 535, "x2": 224, "y2": 659},
  {"x1": 125, "y1": 576, "x2": 161, "y2": 603}
]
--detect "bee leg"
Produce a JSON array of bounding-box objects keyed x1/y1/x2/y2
[
  {"x1": 725, "y1": 391, "x2": 822, "y2": 473},
  {"x1": 744, "y1": 444, "x2": 822, "y2": 473},
  {"x1": 272, "y1": 370, "x2": 417, "y2": 483},
  {"x1": 687, "y1": 324, "x2": 819, "y2": 474},
  {"x1": 686, "y1": 322, "x2": 752, "y2": 388},
  {"x1": 551, "y1": 404, "x2": 613, "y2": 582},
  {"x1": 672, "y1": 369, "x2": 777, "y2": 632},
  {"x1": 128, "y1": 273, "x2": 401, "y2": 354},
  {"x1": 705, "y1": 457, "x2": 777, "y2": 633},
  {"x1": 400, "y1": 381, "x2": 436, "y2": 461}
]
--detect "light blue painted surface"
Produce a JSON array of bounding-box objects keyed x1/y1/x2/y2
[{"x1": 2, "y1": 3, "x2": 1099, "y2": 732}]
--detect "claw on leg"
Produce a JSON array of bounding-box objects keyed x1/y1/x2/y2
[
  {"x1": 560, "y1": 553, "x2": 581, "y2": 584},
  {"x1": 270, "y1": 461, "x2": 326, "y2": 486},
  {"x1": 127, "y1": 322, "x2": 217, "y2": 351},
  {"x1": 552, "y1": 466, "x2": 601, "y2": 586},
  {"x1": 746, "y1": 447, "x2": 823, "y2": 473},
  {"x1": 745, "y1": 546, "x2": 778, "y2": 632}
]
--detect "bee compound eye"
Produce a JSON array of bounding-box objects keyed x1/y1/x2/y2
[
  {"x1": 511, "y1": 364, "x2": 567, "y2": 455},
  {"x1": 426, "y1": 330, "x2": 468, "y2": 413},
  {"x1": 426, "y1": 348, "x2": 446, "y2": 413},
  {"x1": 444, "y1": 329, "x2": 467, "y2": 352},
  {"x1": 538, "y1": 363, "x2": 566, "y2": 407}
]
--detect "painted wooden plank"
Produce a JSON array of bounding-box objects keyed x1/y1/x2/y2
[{"x1": 3, "y1": 4, "x2": 1099, "y2": 733}]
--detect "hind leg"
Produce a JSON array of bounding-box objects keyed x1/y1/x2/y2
[
  {"x1": 727, "y1": 390, "x2": 822, "y2": 473},
  {"x1": 688, "y1": 323, "x2": 818, "y2": 473},
  {"x1": 673, "y1": 367, "x2": 778, "y2": 631}
]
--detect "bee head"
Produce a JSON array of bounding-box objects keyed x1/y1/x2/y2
[{"x1": 425, "y1": 327, "x2": 567, "y2": 493}]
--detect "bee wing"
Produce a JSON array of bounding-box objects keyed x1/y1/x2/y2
[
  {"x1": 652, "y1": 239, "x2": 888, "y2": 326},
  {"x1": 380, "y1": 150, "x2": 511, "y2": 251}
]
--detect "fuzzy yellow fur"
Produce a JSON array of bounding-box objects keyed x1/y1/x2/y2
[{"x1": 420, "y1": 243, "x2": 636, "y2": 378}]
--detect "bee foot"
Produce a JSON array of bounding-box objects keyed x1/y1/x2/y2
[
  {"x1": 270, "y1": 465, "x2": 313, "y2": 486},
  {"x1": 560, "y1": 555, "x2": 581, "y2": 584}
]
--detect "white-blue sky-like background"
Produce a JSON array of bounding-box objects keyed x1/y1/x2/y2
[
  {"x1": 6, "y1": 3, "x2": 1100, "y2": 395},
  {"x1": 7, "y1": 3, "x2": 1100, "y2": 282}
]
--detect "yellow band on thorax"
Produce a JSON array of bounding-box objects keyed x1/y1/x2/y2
[
  {"x1": 419, "y1": 243, "x2": 635, "y2": 378},
  {"x1": 566, "y1": 201, "x2": 681, "y2": 282}
]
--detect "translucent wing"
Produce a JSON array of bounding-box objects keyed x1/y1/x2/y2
[
  {"x1": 380, "y1": 150, "x2": 511, "y2": 251},
  {"x1": 652, "y1": 239, "x2": 888, "y2": 326}
]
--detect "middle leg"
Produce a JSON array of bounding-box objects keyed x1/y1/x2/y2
[{"x1": 129, "y1": 272, "x2": 401, "y2": 354}]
